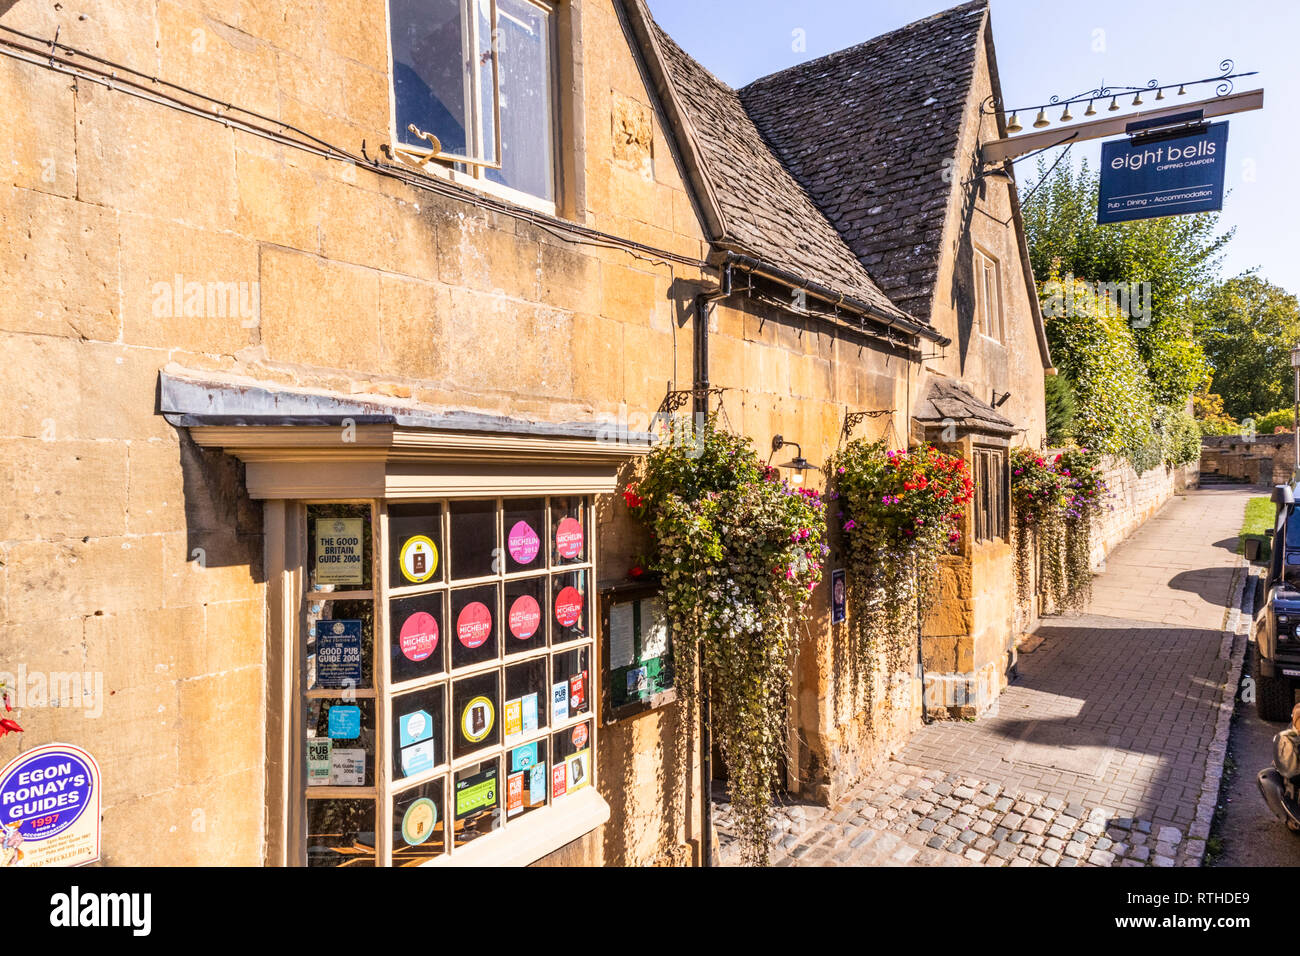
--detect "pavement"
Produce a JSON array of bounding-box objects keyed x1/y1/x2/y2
[{"x1": 716, "y1": 486, "x2": 1257, "y2": 866}]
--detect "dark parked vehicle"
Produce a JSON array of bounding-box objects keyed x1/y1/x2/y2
[{"x1": 1256, "y1": 484, "x2": 1300, "y2": 721}]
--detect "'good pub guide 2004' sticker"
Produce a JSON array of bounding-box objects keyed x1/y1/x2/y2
[{"x1": 399, "y1": 535, "x2": 439, "y2": 584}]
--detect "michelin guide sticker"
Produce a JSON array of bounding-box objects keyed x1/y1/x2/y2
[{"x1": 0, "y1": 743, "x2": 101, "y2": 867}]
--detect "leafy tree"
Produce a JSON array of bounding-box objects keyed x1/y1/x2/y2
[
  {"x1": 1196, "y1": 275, "x2": 1300, "y2": 420},
  {"x1": 1023, "y1": 158, "x2": 1232, "y2": 405},
  {"x1": 1192, "y1": 387, "x2": 1239, "y2": 436},
  {"x1": 1044, "y1": 372, "x2": 1076, "y2": 446}
]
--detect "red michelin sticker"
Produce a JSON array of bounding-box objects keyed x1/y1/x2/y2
[
  {"x1": 457, "y1": 602, "x2": 493, "y2": 649},
  {"x1": 555, "y1": 517, "x2": 584, "y2": 559},
  {"x1": 399, "y1": 611, "x2": 439, "y2": 662},
  {"x1": 554, "y1": 586, "x2": 584, "y2": 629},
  {"x1": 508, "y1": 595, "x2": 542, "y2": 640}
]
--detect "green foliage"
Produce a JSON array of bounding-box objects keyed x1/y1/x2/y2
[
  {"x1": 828, "y1": 440, "x2": 973, "y2": 729},
  {"x1": 1192, "y1": 388, "x2": 1238, "y2": 436},
  {"x1": 625, "y1": 416, "x2": 826, "y2": 865},
  {"x1": 1197, "y1": 275, "x2": 1300, "y2": 421},
  {"x1": 1023, "y1": 158, "x2": 1231, "y2": 406},
  {"x1": 1155, "y1": 407, "x2": 1202, "y2": 467},
  {"x1": 1240, "y1": 496, "x2": 1274, "y2": 561},
  {"x1": 1041, "y1": 275, "x2": 1160, "y2": 472},
  {"x1": 1044, "y1": 373, "x2": 1077, "y2": 446},
  {"x1": 1253, "y1": 407, "x2": 1295, "y2": 434}
]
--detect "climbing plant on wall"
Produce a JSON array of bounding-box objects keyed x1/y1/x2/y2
[
  {"x1": 623, "y1": 415, "x2": 826, "y2": 866},
  {"x1": 828, "y1": 440, "x2": 973, "y2": 728},
  {"x1": 1056, "y1": 446, "x2": 1108, "y2": 611}
]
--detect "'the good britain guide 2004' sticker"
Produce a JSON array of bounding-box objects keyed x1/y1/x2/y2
[
  {"x1": 401, "y1": 798, "x2": 438, "y2": 846},
  {"x1": 461, "y1": 696, "x2": 495, "y2": 743},
  {"x1": 314, "y1": 517, "x2": 364, "y2": 586},
  {"x1": 399, "y1": 535, "x2": 439, "y2": 584},
  {"x1": 0, "y1": 743, "x2": 101, "y2": 868}
]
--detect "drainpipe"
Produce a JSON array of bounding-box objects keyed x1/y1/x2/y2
[{"x1": 693, "y1": 263, "x2": 731, "y2": 868}]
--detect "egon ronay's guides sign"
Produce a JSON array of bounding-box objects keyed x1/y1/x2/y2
[{"x1": 0, "y1": 743, "x2": 101, "y2": 867}]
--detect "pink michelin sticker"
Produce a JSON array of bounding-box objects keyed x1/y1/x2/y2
[
  {"x1": 555, "y1": 517, "x2": 584, "y2": 560},
  {"x1": 457, "y1": 602, "x2": 493, "y2": 649},
  {"x1": 508, "y1": 595, "x2": 542, "y2": 640},
  {"x1": 507, "y1": 520, "x2": 541, "y2": 565},
  {"x1": 399, "y1": 611, "x2": 439, "y2": 662}
]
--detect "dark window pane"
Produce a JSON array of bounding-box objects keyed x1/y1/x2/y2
[
  {"x1": 503, "y1": 498, "x2": 545, "y2": 573},
  {"x1": 551, "y1": 569, "x2": 589, "y2": 644},
  {"x1": 389, "y1": 591, "x2": 446, "y2": 684},
  {"x1": 389, "y1": 503, "x2": 442, "y2": 587},
  {"x1": 453, "y1": 758, "x2": 500, "y2": 847},
  {"x1": 308, "y1": 505, "x2": 371, "y2": 590},
  {"x1": 392, "y1": 684, "x2": 446, "y2": 780},
  {"x1": 451, "y1": 584, "x2": 499, "y2": 668},
  {"x1": 550, "y1": 720, "x2": 592, "y2": 800},
  {"x1": 503, "y1": 657, "x2": 547, "y2": 744},
  {"x1": 391, "y1": 0, "x2": 469, "y2": 155},
  {"x1": 551, "y1": 645, "x2": 590, "y2": 722},
  {"x1": 307, "y1": 600, "x2": 374, "y2": 690},
  {"x1": 451, "y1": 671, "x2": 500, "y2": 759},
  {"x1": 307, "y1": 799, "x2": 376, "y2": 867},
  {"x1": 306, "y1": 698, "x2": 376, "y2": 787},
  {"x1": 550, "y1": 496, "x2": 588, "y2": 565},
  {"x1": 504, "y1": 575, "x2": 547, "y2": 655},
  {"x1": 485, "y1": 0, "x2": 553, "y2": 199},
  {"x1": 393, "y1": 780, "x2": 446, "y2": 865},
  {"x1": 506, "y1": 738, "x2": 547, "y2": 821},
  {"x1": 450, "y1": 499, "x2": 499, "y2": 580}
]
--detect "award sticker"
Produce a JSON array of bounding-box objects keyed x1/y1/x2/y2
[
  {"x1": 328, "y1": 704, "x2": 361, "y2": 740},
  {"x1": 399, "y1": 535, "x2": 439, "y2": 584},
  {"x1": 399, "y1": 710, "x2": 433, "y2": 748},
  {"x1": 504, "y1": 698, "x2": 522, "y2": 740},
  {"x1": 571, "y1": 723, "x2": 588, "y2": 750},
  {"x1": 457, "y1": 602, "x2": 493, "y2": 649},
  {"x1": 399, "y1": 611, "x2": 438, "y2": 663},
  {"x1": 554, "y1": 586, "x2": 583, "y2": 629},
  {"x1": 508, "y1": 595, "x2": 541, "y2": 640},
  {"x1": 555, "y1": 517, "x2": 584, "y2": 560},
  {"x1": 461, "y1": 695, "x2": 495, "y2": 743},
  {"x1": 401, "y1": 798, "x2": 438, "y2": 846},
  {"x1": 507, "y1": 520, "x2": 541, "y2": 565}
]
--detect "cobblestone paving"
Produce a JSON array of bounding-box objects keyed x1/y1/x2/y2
[{"x1": 718, "y1": 487, "x2": 1254, "y2": 866}]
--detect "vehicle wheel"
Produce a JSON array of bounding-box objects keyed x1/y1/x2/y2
[{"x1": 1254, "y1": 644, "x2": 1297, "y2": 722}]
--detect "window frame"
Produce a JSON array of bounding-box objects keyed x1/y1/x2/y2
[
  {"x1": 972, "y1": 446, "x2": 1009, "y2": 543},
  {"x1": 973, "y1": 246, "x2": 1005, "y2": 344},
  {"x1": 384, "y1": 0, "x2": 560, "y2": 214},
  {"x1": 292, "y1": 492, "x2": 599, "y2": 867}
]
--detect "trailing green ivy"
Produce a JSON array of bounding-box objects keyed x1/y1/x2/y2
[
  {"x1": 829, "y1": 441, "x2": 973, "y2": 727},
  {"x1": 624, "y1": 416, "x2": 826, "y2": 865}
]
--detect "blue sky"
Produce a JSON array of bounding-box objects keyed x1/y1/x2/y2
[{"x1": 646, "y1": 0, "x2": 1294, "y2": 293}]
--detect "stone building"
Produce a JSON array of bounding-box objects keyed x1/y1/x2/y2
[{"x1": 0, "y1": 0, "x2": 1047, "y2": 865}]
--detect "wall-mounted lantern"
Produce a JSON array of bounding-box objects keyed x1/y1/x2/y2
[{"x1": 769, "y1": 435, "x2": 821, "y2": 486}]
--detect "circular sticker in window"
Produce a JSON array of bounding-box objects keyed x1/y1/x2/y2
[
  {"x1": 461, "y1": 696, "x2": 495, "y2": 743},
  {"x1": 457, "y1": 602, "x2": 493, "y2": 649},
  {"x1": 508, "y1": 594, "x2": 542, "y2": 640},
  {"x1": 399, "y1": 535, "x2": 439, "y2": 584},
  {"x1": 572, "y1": 723, "x2": 588, "y2": 750},
  {"x1": 507, "y1": 521, "x2": 541, "y2": 565},
  {"x1": 401, "y1": 798, "x2": 438, "y2": 846},
  {"x1": 555, "y1": 586, "x2": 584, "y2": 628},
  {"x1": 555, "y1": 517, "x2": 584, "y2": 560},
  {"x1": 398, "y1": 611, "x2": 439, "y2": 662}
]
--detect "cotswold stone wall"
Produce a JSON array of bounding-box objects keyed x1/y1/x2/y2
[{"x1": 1090, "y1": 457, "x2": 1199, "y2": 570}]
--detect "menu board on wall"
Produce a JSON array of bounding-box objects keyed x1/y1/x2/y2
[{"x1": 600, "y1": 583, "x2": 675, "y2": 723}]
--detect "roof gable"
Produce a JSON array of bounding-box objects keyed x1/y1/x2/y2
[{"x1": 740, "y1": 2, "x2": 988, "y2": 323}]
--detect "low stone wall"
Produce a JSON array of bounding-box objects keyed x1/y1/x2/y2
[
  {"x1": 1200, "y1": 434, "x2": 1293, "y2": 488},
  {"x1": 1091, "y1": 456, "x2": 1198, "y2": 569}
]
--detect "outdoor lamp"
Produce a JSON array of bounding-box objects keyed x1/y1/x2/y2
[
  {"x1": 1290, "y1": 343, "x2": 1300, "y2": 371},
  {"x1": 770, "y1": 435, "x2": 821, "y2": 486}
]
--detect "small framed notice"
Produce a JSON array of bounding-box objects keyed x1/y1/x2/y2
[{"x1": 599, "y1": 581, "x2": 675, "y2": 724}]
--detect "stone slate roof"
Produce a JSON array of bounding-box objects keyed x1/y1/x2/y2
[
  {"x1": 914, "y1": 377, "x2": 1016, "y2": 435},
  {"x1": 740, "y1": 1, "x2": 988, "y2": 323},
  {"x1": 647, "y1": 20, "x2": 909, "y2": 321}
]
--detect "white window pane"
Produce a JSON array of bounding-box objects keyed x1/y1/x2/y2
[
  {"x1": 486, "y1": 0, "x2": 554, "y2": 200},
  {"x1": 392, "y1": 0, "x2": 471, "y2": 155}
]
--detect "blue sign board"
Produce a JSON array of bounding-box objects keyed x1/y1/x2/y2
[
  {"x1": 316, "y1": 619, "x2": 363, "y2": 689},
  {"x1": 1098, "y1": 122, "x2": 1228, "y2": 225},
  {"x1": 328, "y1": 704, "x2": 361, "y2": 740}
]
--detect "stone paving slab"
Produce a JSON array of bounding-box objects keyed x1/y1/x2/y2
[{"x1": 717, "y1": 487, "x2": 1254, "y2": 866}]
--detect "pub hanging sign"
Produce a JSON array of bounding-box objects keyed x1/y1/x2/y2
[{"x1": 1097, "y1": 120, "x2": 1228, "y2": 225}]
